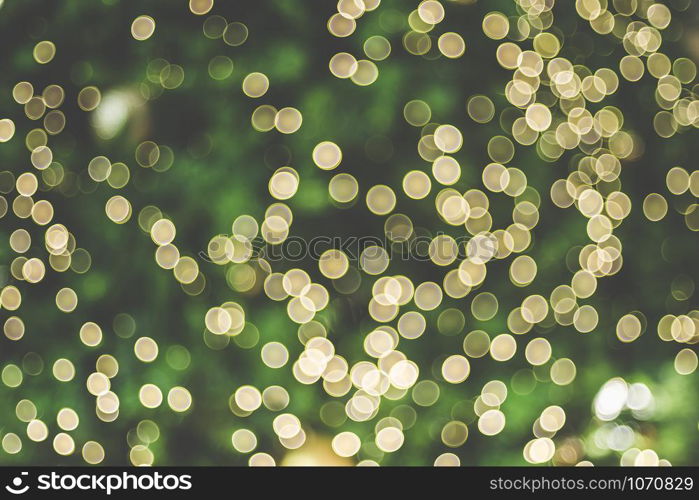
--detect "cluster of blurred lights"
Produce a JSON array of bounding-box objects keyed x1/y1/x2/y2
[{"x1": 1, "y1": 0, "x2": 698, "y2": 467}]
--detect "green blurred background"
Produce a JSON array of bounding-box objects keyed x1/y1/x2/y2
[{"x1": 1, "y1": 0, "x2": 698, "y2": 466}]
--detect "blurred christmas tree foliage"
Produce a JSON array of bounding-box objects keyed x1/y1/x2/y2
[{"x1": 1, "y1": 0, "x2": 698, "y2": 466}]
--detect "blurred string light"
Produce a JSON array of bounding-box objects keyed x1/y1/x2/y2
[{"x1": 0, "y1": 0, "x2": 698, "y2": 468}]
